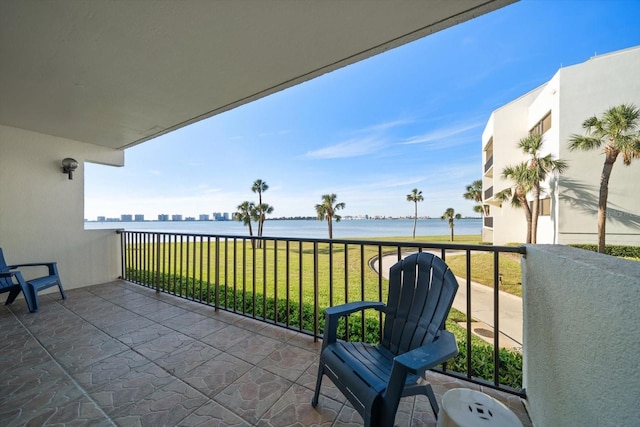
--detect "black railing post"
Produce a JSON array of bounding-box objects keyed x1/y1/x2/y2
[
  {"x1": 118, "y1": 230, "x2": 125, "y2": 280},
  {"x1": 466, "y1": 249, "x2": 473, "y2": 379},
  {"x1": 377, "y1": 245, "x2": 383, "y2": 342},
  {"x1": 313, "y1": 241, "x2": 319, "y2": 341},
  {"x1": 494, "y1": 250, "x2": 501, "y2": 387},
  {"x1": 273, "y1": 240, "x2": 278, "y2": 325},
  {"x1": 360, "y1": 244, "x2": 365, "y2": 340},
  {"x1": 155, "y1": 233, "x2": 161, "y2": 293},
  {"x1": 298, "y1": 240, "x2": 303, "y2": 335}
]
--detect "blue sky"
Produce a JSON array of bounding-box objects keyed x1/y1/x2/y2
[{"x1": 85, "y1": 0, "x2": 640, "y2": 221}]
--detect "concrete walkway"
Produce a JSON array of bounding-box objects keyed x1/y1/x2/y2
[{"x1": 371, "y1": 251, "x2": 523, "y2": 350}]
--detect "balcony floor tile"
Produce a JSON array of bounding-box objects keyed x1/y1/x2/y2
[{"x1": 1, "y1": 280, "x2": 532, "y2": 426}]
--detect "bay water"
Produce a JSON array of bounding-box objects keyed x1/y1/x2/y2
[{"x1": 85, "y1": 218, "x2": 482, "y2": 239}]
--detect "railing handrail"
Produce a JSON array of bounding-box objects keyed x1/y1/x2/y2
[{"x1": 117, "y1": 230, "x2": 525, "y2": 254}]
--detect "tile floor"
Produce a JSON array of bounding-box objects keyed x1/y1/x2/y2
[{"x1": 0, "y1": 280, "x2": 532, "y2": 426}]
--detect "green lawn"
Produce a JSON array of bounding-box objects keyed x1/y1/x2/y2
[
  {"x1": 446, "y1": 252, "x2": 523, "y2": 297},
  {"x1": 125, "y1": 233, "x2": 531, "y2": 307}
]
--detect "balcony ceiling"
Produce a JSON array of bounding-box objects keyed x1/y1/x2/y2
[{"x1": 0, "y1": 0, "x2": 513, "y2": 150}]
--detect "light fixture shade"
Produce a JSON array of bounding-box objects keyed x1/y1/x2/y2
[{"x1": 62, "y1": 157, "x2": 79, "y2": 179}]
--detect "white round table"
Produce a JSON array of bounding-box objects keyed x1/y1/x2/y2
[{"x1": 437, "y1": 388, "x2": 523, "y2": 427}]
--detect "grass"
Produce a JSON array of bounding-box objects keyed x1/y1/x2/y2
[
  {"x1": 126, "y1": 233, "x2": 528, "y2": 306},
  {"x1": 364, "y1": 235, "x2": 525, "y2": 297},
  {"x1": 446, "y1": 252, "x2": 523, "y2": 297},
  {"x1": 359, "y1": 234, "x2": 482, "y2": 244},
  {"x1": 127, "y1": 234, "x2": 486, "y2": 309}
]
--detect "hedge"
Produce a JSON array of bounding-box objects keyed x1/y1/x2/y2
[
  {"x1": 125, "y1": 269, "x2": 523, "y2": 389},
  {"x1": 568, "y1": 244, "x2": 640, "y2": 258}
]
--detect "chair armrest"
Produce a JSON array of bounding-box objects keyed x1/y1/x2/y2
[
  {"x1": 8, "y1": 262, "x2": 58, "y2": 276},
  {"x1": 322, "y1": 301, "x2": 386, "y2": 349},
  {"x1": 325, "y1": 301, "x2": 385, "y2": 318},
  {"x1": 393, "y1": 330, "x2": 458, "y2": 374}
]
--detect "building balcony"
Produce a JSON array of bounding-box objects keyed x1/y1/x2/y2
[
  {"x1": 484, "y1": 155, "x2": 494, "y2": 176},
  {"x1": 3, "y1": 233, "x2": 638, "y2": 426},
  {"x1": 484, "y1": 216, "x2": 494, "y2": 228},
  {"x1": 484, "y1": 185, "x2": 494, "y2": 200}
]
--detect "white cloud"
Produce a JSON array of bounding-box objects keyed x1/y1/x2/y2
[
  {"x1": 305, "y1": 136, "x2": 386, "y2": 159},
  {"x1": 356, "y1": 118, "x2": 414, "y2": 133},
  {"x1": 305, "y1": 116, "x2": 414, "y2": 159},
  {"x1": 401, "y1": 121, "x2": 483, "y2": 147}
]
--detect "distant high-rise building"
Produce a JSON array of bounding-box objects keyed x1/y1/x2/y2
[
  {"x1": 121, "y1": 214, "x2": 133, "y2": 222},
  {"x1": 97, "y1": 216, "x2": 106, "y2": 222},
  {"x1": 158, "y1": 214, "x2": 169, "y2": 221},
  {"x1": 171, "y1": 214, "x2": 183, "y2": 221},
  {"x1": 185, "y1": 216, "x2": 196, "y2": 221},
  {"x1": 199, "y1": 214, "x2": 210, "y2": 221},
  {"x1": 134, "y1": 214, "x2": 145, "y2": 222},
  {"x1": 213, "y1": 212, "x2": 230, "y2": 221}
]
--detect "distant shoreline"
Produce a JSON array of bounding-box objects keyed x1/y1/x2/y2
[
  {"x1": 85, "y1": 218, "x2": 483, "y2": 240},
  {"x1": 85, "y1": 216, "x2": 482, "y2": 223}
]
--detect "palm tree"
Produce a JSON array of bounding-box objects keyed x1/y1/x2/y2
[
  {"x1": 518, "y1": 133, "x2": 568, "y2": 243},
  {"x1": 406, "y1": 188, "x2": 424, "y2": 239},
  {"x1": 440, "y1": 207, "x2": 462, "y2": 242},
  {"x1": 463, "y1": 180, "x2": 484, "y2": 234},
  {"x1": 315, "y1": 194, "x2": 345, "y2": 239},
  {"x1": 251, "y1": 179, "x2": 271, "y2": 242},
  {"x1": 233, "y1": 201, "x2": 257, "y2": 237},
  {"x1": 497, "y1": 162, "x2": 534, "y2": 243},
  {"x1": 463, "y1": 180, "x2": 484, "y2": 216},
  {"x1": 568, "y1": 103, "x2": 640, "y2": 253}
]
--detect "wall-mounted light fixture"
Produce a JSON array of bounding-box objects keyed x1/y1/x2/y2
[{"x1": 61, "y1": 158, "x2": 79, "y2": 180}]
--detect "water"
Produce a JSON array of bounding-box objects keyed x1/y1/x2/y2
[{"x1": 85, "y1": 218, "x2": 482, "y2": 239}]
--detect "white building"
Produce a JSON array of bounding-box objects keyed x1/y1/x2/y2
[{"x1": 482, "y1": 46, "x2": 640, "y2": 246}]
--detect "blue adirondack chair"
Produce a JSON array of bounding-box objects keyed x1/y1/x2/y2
[
  {"x1": 311, "y1": 252, "x2": 459, "y2": 427},
  {"x1": 0, "y1": 248, "x2": 66, "y2": 312}
]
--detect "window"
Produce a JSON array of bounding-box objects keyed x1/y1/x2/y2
[
  {"x1": 529, "y1": 198, "x2": 551, "y2": 216},
  {"x1": 540, "y1": 197, "x2": 551, "y2": 216},
  {"x1": 530, "y1": 112, "x2": 552, "y2": 135}
]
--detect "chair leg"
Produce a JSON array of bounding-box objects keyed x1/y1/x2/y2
[
  {"x1": 311, "y1": 363, "x2": 324, "y2": 407},
  {"x1": 57, "y1": 280, "x2": 67, "y2": 300},
  {"x1": 5, "y1": 287, "x2": 21, "y2": 305},
  {"x1": 425, "y1": 384, "x2": 439, "y2": 418}
]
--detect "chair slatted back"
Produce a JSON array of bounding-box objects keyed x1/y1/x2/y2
[
  {"x1": 0, "y1": 248, "x2": 14, "y2": 290},
  {"x1": 0, "y1": 248, "x2": 8, "y2": 272},
  {"x1": 381, "y1": 252, "x2": 458, "y2": 355}
]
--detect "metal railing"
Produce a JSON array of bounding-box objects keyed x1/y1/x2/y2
[
  {"x1": 484, "y1": 216, "x2": 494, "y2": 228},
  {"x1": 484, "y1": 185, "x2": 494, "y2": 200},
  {"x1": 119, "y1": 230, "x2": 526, "y2": 396},
  {"x1": 484, "y1": 155, "x2": 494, "y2": 173}
]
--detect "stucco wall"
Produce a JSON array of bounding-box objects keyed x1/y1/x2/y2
[
  {"x1": 522, "y1": 245, "x2": 640, "y2": 427},
  {"x1": 556, "y1": 48, "x2": 640, "y2": 246},
  {"x1": 0, "y1": 124, "x2": 124, "y2": 291}
]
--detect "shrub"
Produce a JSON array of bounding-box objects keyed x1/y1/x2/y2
[{"x1": 568, "y1": 244, "x2": 640, "y2": 258}]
